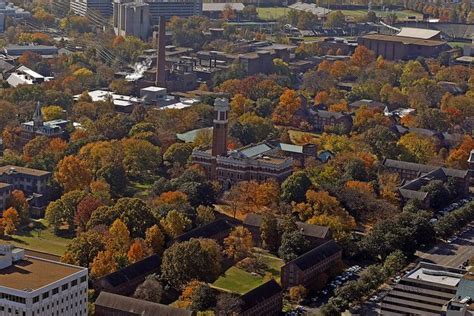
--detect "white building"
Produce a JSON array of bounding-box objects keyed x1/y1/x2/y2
[
  {"x1": 6, "y1": 66, "x2": 52, "y2": 88},
  {"x1": 0, "y1": 245, "x2": 88, "y2": 316}
]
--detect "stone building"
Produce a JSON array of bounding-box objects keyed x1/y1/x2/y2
[{"x1": 20, "y1": 102, "x2": 69, "y2": 144}]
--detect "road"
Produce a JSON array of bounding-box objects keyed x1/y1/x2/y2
[{"x1": 416, "y1": 224, "x2": 473, "y2": 267}]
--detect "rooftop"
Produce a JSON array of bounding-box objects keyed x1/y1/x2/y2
[
  {"x1": 361, "y1": 33, "x2": 447, "y2": 47},
  {"x1": 0, "y1": 165, "x2": 50, "y2": 177},
  {"x1": 396, "y1": 27, "x2": 441, "y2": 40},
  {"x1": 203, "y1": 2, "x2": 245, "y2": 11},
  {"x1": 240, "y1": 279, "x2": 282, "y2": 312},
  {"x1": 406, "y1": 267, "x2": 463, "y2": 287},
  {"x1": 0, "y1": 256, "x2": 84, "y2": 291},
  {"x1": 290, "y1": 240, "x2": 341, "y2": 271}
]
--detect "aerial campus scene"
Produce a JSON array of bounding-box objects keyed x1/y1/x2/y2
[{"x1": 0, "y1": 0, "x2": 473, "y2": 315}]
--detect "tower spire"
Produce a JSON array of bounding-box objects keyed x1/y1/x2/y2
[{"x1": 33, "y1": 101, "x2": 43, "y2": 129}]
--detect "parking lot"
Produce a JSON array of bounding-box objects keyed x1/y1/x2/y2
[{"x1": 416, "y1": 224, "x2": 473, "y2": 268}]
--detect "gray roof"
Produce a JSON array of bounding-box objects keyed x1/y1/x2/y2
[
  {"x1": 382, "y1": 159, "x2": 468, "y2": 179},
  {"x1": 288, "y1": 2, "x2": 331, "y2": 16},
  {"x1": 397, "y1": 27, "x2": 441, "y2": 40},
  {"x1": 290, "y1": 240, "x2": 341, "y2": 271},
  {"x1": 203, "y1": 2, "x2": 245, "y2": 11},
  {"x1": 239, "y1": 143, "x2": 273, "y2": 158},
  {"x1": 176, "y1": 127, "x2": 212, "y2": 143},
  {"x1": 312, "y1": 110, "x2": 351, "y2": 120},
  {"x1": 95, "y1": 292, "x2": 193, "y2": 316},
  {"x1": 243, "y1": 213, "x2": 330, "y2": 239},
  {"x1": 279, "y1": 143, "x2": 303, "y2": 154}
]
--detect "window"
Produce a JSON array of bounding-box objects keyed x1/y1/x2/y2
[
  {"x1": 52, "y1": 288, "x2": 59, "y2": 295},
  {"x1": 42, "y1": 292, "x2": 49, "y2": 299},
  {"x1": 80, "y1": 276, "x2": 86, "y2": 283},
  {"x1": 62, "y1": 284, "x2": 68, "y2": 291},
  {"x1": 33, "y1": 296, "x2": 39, "y2": 303},
  {"x1": 71, "y1": 280, "x2": 78, "y2": 287}
]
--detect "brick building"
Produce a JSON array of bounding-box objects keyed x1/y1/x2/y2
[
  {"x1": 20, "y1": 102, "x2": 68, "y2": 144},
  {"x1": 191, "y1": 98, "x2": 293, "y2": 187},
  {"x1": 357, "y1": 34, "x2": 449, "y2": 60},
  {"x1": 239, "y1": 279, "x2": 282, "y2": 316},
  {"x1": 0, "y1": 165, "x2": 51, "y2": 214},
  {"x1": 170, "y1": 219, "x2": 234, "y2": 246},
  {"x1": 243, "y1": 213, "x2": 331, "y2": 248},
  {"x1": 281, "y1": 240, "x2": 342, "y2": 289},
  {"x1": 310, "y1": 109, "x2": 353, "y2": 134}
]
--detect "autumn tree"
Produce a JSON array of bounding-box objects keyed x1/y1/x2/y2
[
  {"x1": 279, "y1": 230, "x2": 309, "y2": 262},
  {"x1": 3, "y1": 208, "x2": 19, "y2": 235},
  {"x1": 447, "y1": 136, "x2": 474, "y2": 169},
  {"x1": 8, "y1": 190, "x2": 29, "y2": 224},
  {"x1": 145, "y1": 224, "x2": 165, "y2": 254},
  {"x1": 128, "y1": 238, "x2": 149, "y2": 263},
  {"x1": 74, "y1": 196, "x2": 103, "y2": 233},
  {"x1": 281, "y1": 171, "x2": 312, "y2": 203},
  {"x1": 90, "y1": 250, "x2": 117, "y2": 279},
  {"x1": 42, "y1": 105, "x2": 64, "y2": 121},
  {"x1": 398, "y1": 132, "x2": 436, "y2": 163},
  {"x1": 160, "y1": 209, "x2": 192, "y2": 238},
  {"x1": 61, "y1": 231, "x2": 106, "y2": 267},
  {"x1": 55, "y1": 155, "x2": 93, "y2": 192},
  {"x1": 351, "y1": 45, "x2": 375, "y2": 68},
  {"x1": 107, "y1": 219, "x2": 131, "y2": 255},
  {"x1": 272, "y1": 89, "x2": 302, "y2": 126},
  {"x1": 196, "y1": 205, "x2": 215, "y2": 226},
  {"x1": 224, "y1": 226, "x2": 254, "y2": 261}
]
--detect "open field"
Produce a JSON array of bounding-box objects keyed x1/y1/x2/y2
[
  {"x1": 6, "y1": 219, "x2": 71, "y2": 256},
  {"x1": 289, "y1": 129, "x2": 321, "y2": 145},
  {"x1": 257, "y1": 7, "x2": 422, "y2": 21},
  {"x1": 212, "y1": 250, "x2": 284, "y2": 294}
]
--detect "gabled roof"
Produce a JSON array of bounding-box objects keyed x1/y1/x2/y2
[
  {"x1": 290, "y1": 240, "x2": 341, "y2": 271},
  {"x1": 173, "y1": 219, "x2": 234, "y2": 243},
  {"x1": 312, "y1": 110, "x2": 351, "y2": 120},
  {"x1": 382, "y1": 159, "x2": 469, "y2": 179},
  {"x1": 97, "y1": 254, "x2": 161, "y2": 288},
  {"x1": 240, "y1": 279, "x2": 282, "y2": 312},
  {"x1": 243, "y1": 214, "x2": 330, "y2": 239},
  {"x1": 95, "y1": 292, "x2": 193, "y2": 316}
]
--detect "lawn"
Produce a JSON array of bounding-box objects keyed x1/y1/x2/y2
[
  {"x1": 212, "y1": 250, "x2": 284, "y2": 294},
  {"x1": 288, "y1": 129, "x2": 321, "y2": 145},
  {"x1": 257, "y1": 7, "x2": 290, "y2": 20},
  {"x1": 341, "y1": 9, "x2": 422, "y2": 20},
  {"x1": 5, "y1": 219, "x2": 71, "y2": 256}
]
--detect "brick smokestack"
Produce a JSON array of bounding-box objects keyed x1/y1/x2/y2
[{"x1": 155, "y1": 16, "x2": 166, "y2": 87}]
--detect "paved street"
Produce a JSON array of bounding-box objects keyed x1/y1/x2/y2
[{"x1": 416, "y1": 224, "x2": 473, "y2": 268}]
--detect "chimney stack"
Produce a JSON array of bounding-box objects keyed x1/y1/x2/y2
[{"x1": 155, "y1": 16, "x2": 166, "y2": 87}]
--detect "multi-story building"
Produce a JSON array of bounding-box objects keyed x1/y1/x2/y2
[
  {"x1": 310, "y1": 109, "x2": 353, "y2": 134},
  {"x1": 0, "y1": 183, "x2": 12, "y2": 211},
  {"x1": 243, "y1": 213, "x2": 331, "y2": 248},
  {"x1": 281, "y1": 240, "x2": 342, "y2": 289},
  {"x1": 0, "y1": 165, "x2": 51, "y2": 214},
  {"x1": 239, "y1": 279, "x2": 282, "y2": 316},
  {"x1": 171, "y1": 219, "x2": 234, "y2": 246},
  {"x1": 146, "y1": 0, "x2": 202, "y2": 24},
  {"x1": 191, "y1": 98, "x2": 293, "y2": 187},
  {"x1": 70, "y1": 0, "x2": 113, "y2": 17},
  {"x1": 0, "y1": 244, "x2": 88, "y2": 316},
  {"x1": 113, "y1": 0, "x2": 150, "y2": 40},
  {"x1": 380, "y1": 262, "x2": 468, "y2": 316},
  {"x1": 20, "y1": 102, "x2": 69, "y2": 144},
  {"x1": 6, "y1": 66, "x2": 52, "y2": 88}
]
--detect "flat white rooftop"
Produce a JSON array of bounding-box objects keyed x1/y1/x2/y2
[{"x1": 406, "y1": 267, "x2": 462, "y2": 287}]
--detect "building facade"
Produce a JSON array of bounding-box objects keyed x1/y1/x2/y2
[
  {"x1": 0, "y1": 245, "x2": 88, "y2": 316},
  {"x1": 20, "y1": 102, "x2": 68, "y2": 144},
  {"x1": 70, "y1": 0, "x2": 113, "y2": 17},
  {"x1": 281, "y1": 240, "x2": 342, "y2": 289},
  {"x1": 0, "y1": 183, "x2": 12, "y2": 212},
  {"x1": 239, "y1": 279, "x2": 282, "y2": 316},
  {"x1": 146, "y1": 0, "x2": 202, "y2": 24},
  {"x1": 192, "y1": 98, "x2": 293, "y2": 186},
  {"x1": 311, "y1": 110, "x2": 353, "y2": 134},
  {"x1": 113, "y1": 0, "x2": 150, "y2": 40}
]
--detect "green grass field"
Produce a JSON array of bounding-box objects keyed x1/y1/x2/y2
[
  {"x1": 289, "y1": 129, "x2": 321, "y2": 145},
  {"x1": 212, "y1": 250, "x2": 284, "y2": 294},
  {"x1": 257, "y1": 7, "x2": 422, "y2": 21},
  {"x1": 5, "y1": 219, "x2": 72, "y2": 256}
]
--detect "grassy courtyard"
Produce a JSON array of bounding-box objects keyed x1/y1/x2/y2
[
  {"x1": 257, "y1": 7, "x2": 290, "y2": 20},
  {"x1": 5, "y1": 219, "x2": 71, "y2": 256},
  {"x1": 212, "y1": 250, "x2": 284, "y2": 294}
]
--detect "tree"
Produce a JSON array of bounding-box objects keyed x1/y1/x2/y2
[
  {"x1": 280, "y1": 171, "x2": 312, "y2": 203},
  {"x1": 121, "y1": 138, "x2": 161, "y2": 178},
  {"x1": 325, "y1": 11, "x2": 346, "y2": 27},
  {"x1": 160, "y1": 210, "x2": 192, "y2": 238},
  {"x1": 272, "y1": 89, "x2": 302, "y2": 126},
  {"x1": 128, "y1": 239, "x2": 149, "y2": 263},
  {"x1": 3, "y1": 208, "x2": 19, "y2": 235},
  {"x1": 278, "y1": 230, "x2": 309, "y2": 262},
  {"x1": 351, "y1": 45, "x2": 375, "y2": 68},
  {"x1": 421, "y1": 180, "x2": 451, "y2": 209},
  {"x1": 107, "y1": 219, "x2": 131, "y2": 255},
  {"x1": 134, "y1": 274, "x2": 163, "y2": 303},
  {"x1": 383, "y1": 250, "x2": 407, "y2": 277},
  {"x1": 216, "y1": 293, "x2": 243, "y2": 315},
  {"x1": 74, "y1": 196, "x2": 103, "y2": 233},
  {"x1": 90, "y1": 250, "x2": 117, "y2": 279},
  {"x1": 196, "y1": 205, "x2": 215, "y2": 226},
  {"x1": 398, "y1": 133, "x2": 436, "y2": 163},
  {"x1": 55, "y1": 155, "x2": 93, "y2": 192},
  {"x1": 112, "y1": 198, "x2": 156, "y2": 238},
  {"x1": 287, "y1": 285, "x2": 307, "y2": 305},
  {"x1": 0, "y1": 101, "x2": 17, "y2": 132},
  {"x1": 145, "y1": 225, "x2": 165, "y2": 254},
  {"x1": 46, "y1": 190, "x2": 87, "y2": 234},
  {"x1": 161, "y1": 238, "x2": 222, "y2": 288},
  {"x1": 163, "y1": 143, "x2": 193, "y2": 166},
  {"x1": 42, "y1": 105, "x2": 64, "y2": 121},
  {"x1": 178, "y1": 281, "x2": 216, "y2": 311},
  {"x1": 8, "y1": 190, "x2": 29, "y2": 224},
  {"x1": 260, "y1": 213, "x2": 280, "y2": 252},
  {"x1": 224, "y1": 226, "x2": 254, "y2": 261},
  {"x1": 61, "y1": 231, "x2": 106, "y2": 267}
]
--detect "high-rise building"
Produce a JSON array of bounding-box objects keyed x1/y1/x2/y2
[
  {"x1": 146, "y1": 0, "x2": 202, "y2": 24},
  {"x1": 113, "y1": 0, "x2": 150, "y2": 40},
  {"x1": 70, "y1": 0, "x2": 113, "y2": 18},
  {"x1": 0, "y1": 245, "x2": 88, "y2": 316}
]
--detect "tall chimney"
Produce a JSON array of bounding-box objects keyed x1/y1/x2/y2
[{"x1": 155, "y1": 16, "x2": 166, "y2": 87}]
